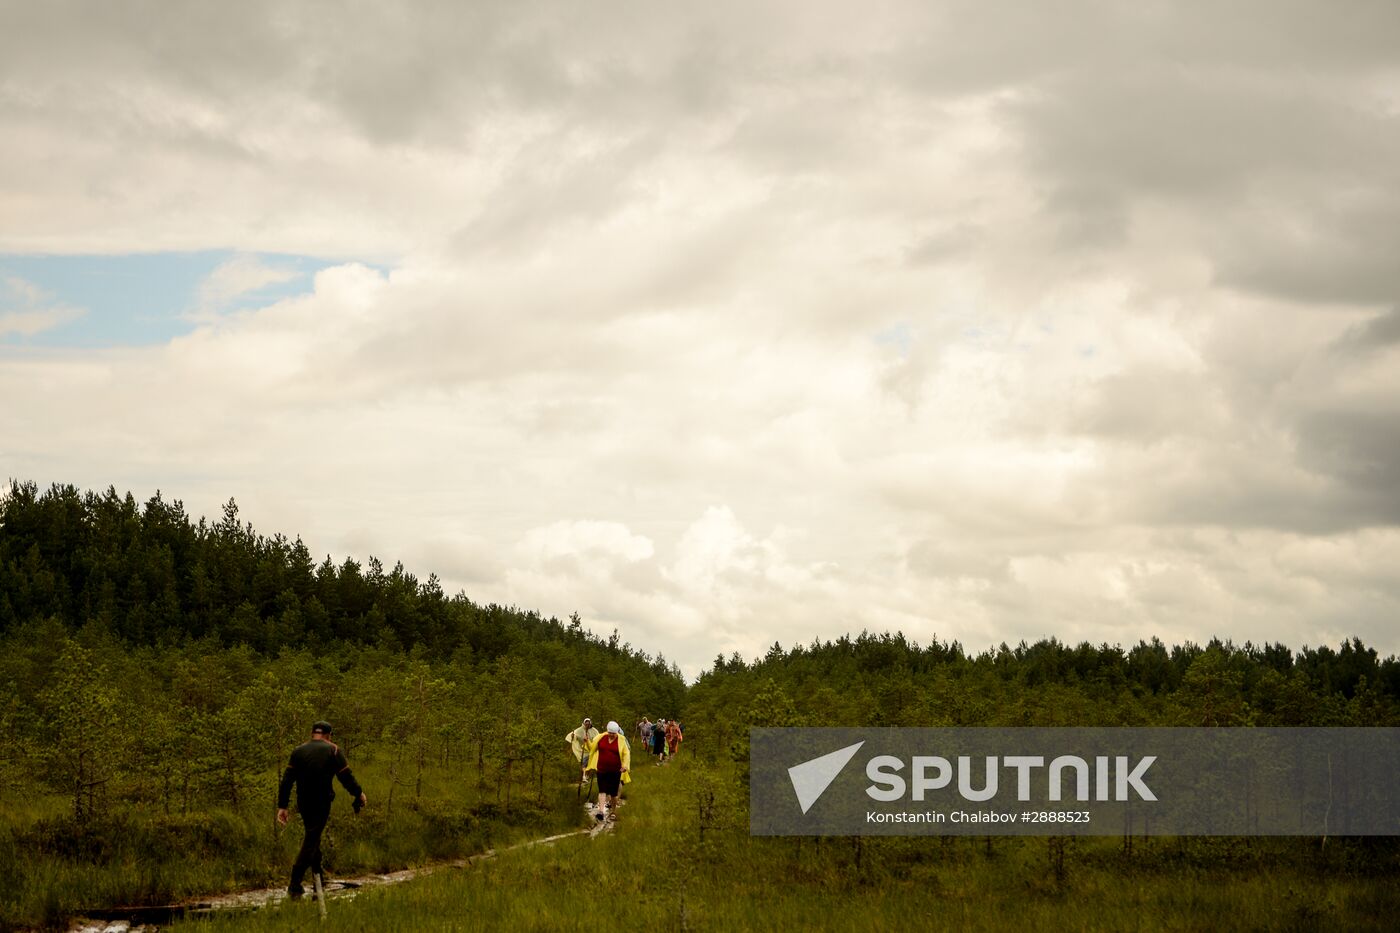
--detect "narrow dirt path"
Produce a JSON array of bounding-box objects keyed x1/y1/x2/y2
[{"x1": 68, "y1": 812, "x2": 606, "y2": 932}]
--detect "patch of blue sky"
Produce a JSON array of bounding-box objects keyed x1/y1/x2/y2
[
  {"x1": 0, "y1": 251, "x2": 344, "y2": 349},
  {"x1": 873, "y1": 321, "x2": 914, "y2": 358}
]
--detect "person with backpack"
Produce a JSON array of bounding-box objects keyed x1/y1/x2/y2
[
  {"x1": 276, "y1": 720, "x2": 366, "y2": 900},
  {"x1": 585, "y1": 721, "x2": 631, "y2": 822}
]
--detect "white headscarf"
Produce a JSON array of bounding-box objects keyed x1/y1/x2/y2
[{"x1": 606, "y1": 721, "x2": 620, "y2": 734}]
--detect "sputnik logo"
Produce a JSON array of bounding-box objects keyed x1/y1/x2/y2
[{"x1": 788, "y1": 741, "x2": 865, "y2": 814}]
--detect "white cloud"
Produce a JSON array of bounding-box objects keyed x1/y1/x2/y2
[
  {"x1": 0, "y1": 275, "x2": 84, "y2": 337},
  {"x1": 3, "y1": 2, "x2": 1400, "y2": 674},
  {"x1": 518, "y1": 520, "x2": 655, "y2": 565},
  {"x1": 0, "y1": 306, "x2": 82, "y2": 338},
  {"x1": 193, "y1": 254, "x2": 300, "y2": 315}
]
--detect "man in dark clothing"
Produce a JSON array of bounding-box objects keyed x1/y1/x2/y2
[{"x1": 276, "y1": 720, "x2": 366, "y2": 898}]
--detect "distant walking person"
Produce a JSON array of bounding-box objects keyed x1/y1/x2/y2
[
  {"x1": 565, "y1": 717, "x2": 599, "y2": 785},
  {"x1": 276, "y1": 720, "x2": 366, "y2": 899},
  {"x1": 586, "y1": 721, "x2": 631, "y2": 822},
  {"x1": 652, "y1": 718, "x2": 669, "y2": 763},
  {"x1": 666, "y1": 718, "x2": 683, "y2": 758}
]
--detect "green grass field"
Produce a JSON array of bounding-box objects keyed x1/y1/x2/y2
[
  {"x1": 0, "y1": 753, "x2": 580, "y2": 930},
  {"x1": 168, "y1": 754, "x2": 1400, "y2": 932}
]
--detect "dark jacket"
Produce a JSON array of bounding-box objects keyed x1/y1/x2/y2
[{"x1": 277, "y1": 738, "x2": 363, "y2": 813}]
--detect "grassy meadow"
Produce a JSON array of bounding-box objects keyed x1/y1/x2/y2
[
  {"x1": 0, "y1": 751, "x2": 581, "y2": 930},
  {"x1": 172, "y1": 753, "x2": 1400, "y2": 933}
]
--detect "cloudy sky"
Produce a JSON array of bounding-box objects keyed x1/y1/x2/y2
[{"x1": 3, "y1": 1, "x2": 1399, "y2": 676}]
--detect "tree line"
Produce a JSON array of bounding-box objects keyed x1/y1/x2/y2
[
  {"x1": 0, "y1": 480, "x2": 684, "y2": 674},
  {"x1": 688, "y1": 630, "x2": 1400, "y2": 774},
  {"x1": 0, "y1": 480, "x2": 685, "y2": 824}
]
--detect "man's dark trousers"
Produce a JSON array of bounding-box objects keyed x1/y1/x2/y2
[{"x1": 290, "y1": 806, "x2": 331, "y2": 892}]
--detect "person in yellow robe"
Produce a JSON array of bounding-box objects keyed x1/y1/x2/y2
[
  {"x1": 585, "y1": 721, "x2": 631, "y2": 822},
  {"x1": 564, "y1": 718, "x2": 599, "y2": 785}
]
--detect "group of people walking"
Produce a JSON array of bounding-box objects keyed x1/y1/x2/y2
[
  {"x1": 561, "y1": 713, "x2": 685, "y2": 824},
  {"x1": 637, "y1": 716, "x2": 683, "y2": 763},
  {"x1": 275, "y1": 711, "x2": 686, "y2": 899},
  {"x1": 564, "y1": 717, "x2": 630, "y2": 823}
]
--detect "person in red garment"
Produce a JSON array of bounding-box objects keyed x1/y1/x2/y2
[
  {"x1": 586, "y1": 720, "x2": 631, "y2": 823},
  {"x1": 666, "y1": 718, "x2": 683, "y2": 758}
]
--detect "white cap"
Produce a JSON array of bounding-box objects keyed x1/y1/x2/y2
[{"x1": 607, "y1": 721, "x2": 620, "y2": 734}]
